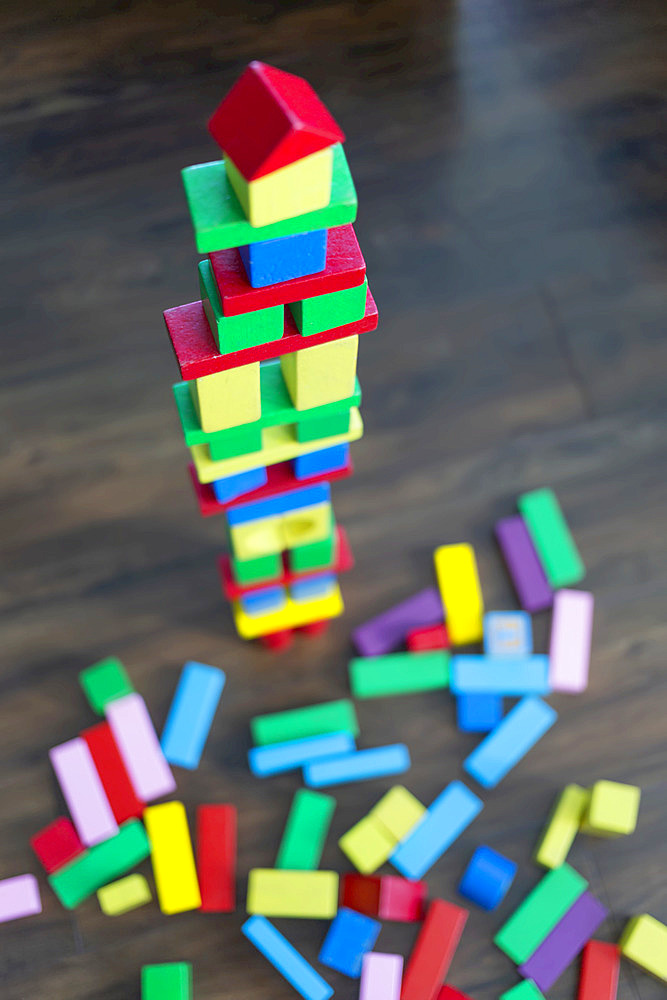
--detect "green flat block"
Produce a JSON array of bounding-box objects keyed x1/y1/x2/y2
[
  {"x1": 349, "y1": 651, "x2": 450, "y2": 699},
  {"x1": 79, "y1": 656, "x2": 134, "y2": 715},
  {"x1": 208, "y1": 423, "x2": 263, "y2": 461},
  {"x1": 183, "y1": 144, "x2": 357, "y2": 253},
  {"x1": 199, "y1": 259, "x2": 283, "y2": 354},
  {"x1": 276, "y1": 789, "x2": 336, "y2": 870},
  {"x1": 290, "y1": 277, "x2": 368, "y2": 336},
  {"x1": 142, "y1": 963, "x2": 193, "y2": 1000},
  {"x1": 296, "y1": 409, "x2": 351, "y2": 443},
  {"x1": 517, "y1": 488, "x2": 585, "y2": 588},
  {"x1": 251, "y1": 698, "x2": 359, "y2": 746},
  {"x1": 500, "y1": 982, "x2": 545, "y2": 1000},
  {"x1": 231, "y1": 550, "x2": 282, "y2": 586},
  {"x1": 494, "y1": 863, "x2": 588, "y2": 963},
  {"x1": 287, "y1": 518, "x2": 336, "y2": 573},
  {"x1": 48, "y1": 820, "x2": 150, "y2": 909}
]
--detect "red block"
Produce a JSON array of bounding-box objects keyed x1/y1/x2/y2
[
  {"x1": 81, "y1": 721, "x2": 144, "y2": 824},
  {"x1": 260, "y1": 629, "x2": 294, "y2": 651},
  {"x1": 577, "y1": 940, "x2": 620, "y2": 1000},
  {"x1": 437, "y1": 988, "x2": 473, "y2": 1000},
  {"x1": 196, "y1": 804, "x2": 237, "y2": 912},
  {"x1": 30, "y1": 817, "x2": 84, "y2": 875},
  {"x1": 401, "y1": 899, "x2": 469, "y2": 1000},
  {"x1": 406, "y1": 623, "x2": 450, "y2": 652},
  {"x1": 297, "y1": 619, "x2": 330, "y2": 637},
  {"x1": 208, "y1": 61, "x2": 345, "y2": 181},
  {"x1": 379, "y1": 875, "x2": 427, "y2": 922},
  {"x1": 340, "y1": 873, "x2": 381, "y2": 916}
]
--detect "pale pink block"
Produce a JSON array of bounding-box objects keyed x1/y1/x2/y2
[
  {"x1": 360, "y1": 953, "x2": 403, "y2": 1000},
  {"x1": 106, "y1": 693, "x2": 176, "y2": 801},
  {"x1": 549, "y1": 589, "x2": 594, "y2": 693},
  {"x1": 0, "y1": 874, "x2": 42, "y2": 923},
  {"x1": 49, "y1": 737, "x2": 118, "y2": 846}
]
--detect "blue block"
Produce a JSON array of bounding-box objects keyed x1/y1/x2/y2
[
  {"x1": 484, "y1": 611, "x2": 533, "y2": 657},
  {"x1": 456, "y1": 693, "x2": 503, "y2": 732},
  {"x1": 290, "y1": 573, "x2": 336, "y2": 603},
  {"x1": 212, "y1": 466, "x2": 267, "y2": 504},
  {"x1": 240, "y1": 585, "x2": 288, "y2": 617},
  {"x1": 303, "y1": 744, "x2": 410, "y2": 788},
  {"x1": 226, "y1": 482, "x2": 330, "y2": 526},
  {"x1": 458, "y1": 845, "x2": 517, "y2": 911},
  {"x1": 318, "y1": 908, "x2": 381, "y2": 978},
  {"x1": 242, "y1": 915, "x2": 333, "y2": 1000},
  {"x1": 160, "y1": 661, "x2": 226, "y2": 769},
  {"x1": 391, "y1": 781, "x2": 483, "y2": 880},
  {"x1": 463, "y1": 697, "x2": 558, "y2": 789},
  {"x1": 248, "y1": 731, "x2": 356, "y2": 778},
  {"x1": 450, "y1": 655, "x2": 550, "y2": 695},
  {"x1": 293, "y1": 444, "x2": 350, "y2": 481},
  {"x1": 239, "y1": 230, "x2": 328, "y2": 288}
]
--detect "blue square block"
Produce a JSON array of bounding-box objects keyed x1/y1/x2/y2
[
  {"x1": 458, "y1": 845, "x2": 517, "y2": 910},
  {"x1": 290, "y1": 573, "x2": 336, "y2": 603},
  {"x1": 456, "y1": 693, "x2": 503, "y2": 732},
  {"x1": 293, "y1": 444, "x2": 350, "y2": 481},
  {"x1": 239, "y1": 230, "x2": 328, "y2": 288},
  {"x1": 212, "y1": 466, "x2": 267, "y2": 504},
  {"x1": 318, "y1": 908, "x2": 381, "y2": 978},
  {"x1": 239, "y1": 585, "x2": 287, "y2": 617},
  {"x1": 483, "y1": 611, "x2": 533, "y2": 657}
]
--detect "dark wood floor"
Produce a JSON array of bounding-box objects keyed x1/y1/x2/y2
[{"x1": 1, "y1": 0, "x2": 666, "y2": 997}]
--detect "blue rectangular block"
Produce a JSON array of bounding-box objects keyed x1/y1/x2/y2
[
  {"x1": 160, "y1": 661, "x2": 226, "y2": 770},
  {"x1": 450, "y1": 655, "x2": 550, "y2": 695},
  {"x1": 242, "y1": 915, "x2": 333, "y2": 1000},
  {"x1": 456, "y1": 693, "x2": 503, "y2": 732},
  {"x1": 293, "y1": 444, "x2": 350, "y2": 481},
  {"x1": 463, "y1": 697, "x2": 558, "y2": 789},
  {"x1": 303, "y1": 744, "x2": 410, "y2": 788},
  {"x1": 239, "y1": 230, "x2": 328, "y2": 288},
  {"x1": 249, "y1": 731, "x2": 356, "y2": 778},
  {"x1": 226, "y1": 482, "x2": 330, "y2": 526},
  {"x1": 212, "y1": 466, "x2": 267, "y2": 504},
  {"x1": 484, "y1": 611, "x2": 533, "y2": 656},
  {"x1": 290, "y1": 574, "x2": 336, "y2": 603},
  {"x1": 391, "y1": 780, "x2": 483, "y2": 879},
  {"x1": 240, "y1": 585, "x2": 287, "y2": 617},
  {"x1": 318, "y1": 907, "x2": 381, "y2": 978}
]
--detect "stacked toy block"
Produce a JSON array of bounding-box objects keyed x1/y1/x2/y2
[{"x1": 164, "y1": 61, "x2": 377, "y2": 648}]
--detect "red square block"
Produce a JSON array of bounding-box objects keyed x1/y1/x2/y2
[
  {"x1": 30, "y1": 817, "x2": 84, "y2": 874},
  {"x1": 340, "y1": 873, "x2": 381, "y2": 916},
  {"x1": 196, "y1": 804, "x2": 237, "y2": 912},
  {"x1": 379, "y1": 875, "x2": 427, "y2": 922},
  {"x1": 406, "y1": 623, "x2": 450, "y2": 652}
]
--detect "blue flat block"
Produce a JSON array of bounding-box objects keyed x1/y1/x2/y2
[
  {"x1": 240, "y1": 585, "x2": 288, "y2": 617},
  {"x1": 450, "y1": 655, "x2": 550, "y2": 695},
  {"x1": 458, "y1": 845, "x2": 517, "y2": 911},
  {"x1": 303, "y1": 744, "x2": 410, "y2": 788},
  {"x1": 212, "y1": 466, "x2": 267, "y2": 503},
  {"x1": 160, "y1": 661, "x2": 226, "y2": 769},
  {"x1": 290, "y1": 573, "x2": 337, "y2": 603},
  {"x1": 249, "y1": 731, "x2": 356, "y2": 778},
  {"x1": 484, "y1": 611, "x2": 533, "y2": 657},
  {"x1": 463, "y1": 697, "x2": 558, "y2": 789},
  {"x1": 242, "y1": 915, "x2": 333, "y2": 1000},
  {"x1": 318, "y1": 908, "x2": 381, "y2": 978},
  {"x1": 226, "y1": 482, "x2": 330, "y2": 526},
  {"x1": 293, "y1": 444, "x2": 350, "y2": 481},
  {"x1": 239, "y1": 230, "x2": 328, "y2": 288},
  {"x1": 456, "y1": 693, "x2": 504, "y2": 733},
  {"x1": 391, "y1": 780, "x2": 483, "y2": 880}
]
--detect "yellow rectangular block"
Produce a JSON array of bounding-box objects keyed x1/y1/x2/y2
[
  {"x1": 143, "y1": 801, "x2": 201, "y2": 915},
  {"x1": 97, "y1": 873, "x2": 151, "y2": 916},
  {"x1": 280, "y1": 335, "x2": 359, "y2": 411},
  {"x1": 434, "y1": 543, "x2": 484, "y2": 645},
  {"x1": 246, "y1": 868, "x2": 338, "y2": 919},
  {"x1": 534, "y1": 784, "x2": 590, "y2": 868},
  {"x1": 580, "y1": 779, "x2": 641, "y2": 837},
  {"x1": 232, "y1": 585, "x2": 343, "y2": 639},
  {"x1": 189, "y1": 361, "x2": 261, "y2": 433},
  {"x1": 229, "y1": 502, "x2": 333, "y2": 561},
  {"x1": 619, "y1": 914, "x2": 667, "y2": 982},
  {"x1": 369, "y1": 785, "x2": 426, "y2": 843},
  {"x1": 225, "y1": 146, "x2": 334, "y2": 228},
  {"x1": 338, "y1": 816, "x2": 396, "y2": 874}
]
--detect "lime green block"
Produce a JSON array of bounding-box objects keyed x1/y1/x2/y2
[
  {"x1": 48, "y1": 820, "x2": 150, "y2": 909},
  {"x1": 142, "y1": 963, "x2": 192, "y2": 1000},
  {"x1": 79, "y1": 657, "x2": 134, "y2": 715},
  {"x1": 251, "y1": 699, "x2": 359, "y2": 747},
  {"x1": 276, "y1": 789, "x2": 336, "y2": 870},
  {"x1": 296, "y1": 409, "x2": 351, "y2": 443},
  {"x1": 199, "y1": 259, "x2": 283, "y2": 354},
  {"x1": 500, "y1": 982, "x2": 545, "y2": 1000},
  {"x1": 349, "y1": 651, "x2": 450, "y2": 699},
  {"x1": 494, "y1": 863, "x2": 588, "y2": 963},
  {"x1": 287, "y1": 517, "x2": 336, "y2": 573},
  {"x1": 231, "y1": 550, "x2": 282, "y2": 587},
  {"x1": 290, "y1": 278, "x2": 368, "y2": 336},
  {"x1": 182, "y1": 144, "x2": 357, "y2": 253},
  {"x1": 517, "y1": 488, "x2": 585, "y2": 588},
  {"x1": 208, "y1": 423, "x2": 263, "y2": 461}
]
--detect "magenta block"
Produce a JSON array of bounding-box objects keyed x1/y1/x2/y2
[
  {"x1": 518, "y1": 891, "x2": 608, "y2": 991},
  {"x1": 352, "y1": 587, "x2": 443, "y2": 656},
  {"x1": 495, "y1": 515, "x2": 554, "y2": 613}
]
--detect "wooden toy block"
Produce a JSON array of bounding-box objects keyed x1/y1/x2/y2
[
  {"x1": 463, "y1": 697, "x2": 557, "y2": 789},
  {"x1": 484, "y1": 611, "x2": 533, "y2": 656},
  {"x1": 0, "y1": 875, "x2": 41, "y2": 924},
  {"x1": 353, "y1": 587, "x2": 444, "y2": 657},
  {"x1": 577, "y1": 940, "x2": 620, "y2": 999},
  {"x1": 30, "y1": 817, "x2": 84, "y2": 875},
  {"x1": 276, "y1": 789, "x2": 335, "y2": 870},
  {"x1": 517, "y1": 487, "x2": 585, "y2": 588},
  {"x1": 79, "y1": 656, "x2": 134, "y2": 715},
  {"x1": 401, "y1": 899, "x2": 468, "y2": 1000},
  {"x1": 296, "y1": 409, "x2": 350, "y2": 442},
  {"x1": 242, "y1": 915, "x2": 333, "y2": 1000},
  {"x1": 287, "y1": 519, "x2": 337, "y2": 572},
  {"x1": 208, "y1": 423, "x2": 263, "y2": 461},
  {"x1": 433, "y1": 543, "x2": 484, "y2": 646},
  {"x1": 247, "y1": 869, "x2": 338, "y2": 919},
  {"x1": 406, "y1": 623, "x2": 449, "y2": 652},
  {"x1": 189, "y1": 361, "x2": 261, "y2": 434},
  {"x1": 437, "y1": 988, "x2": 473, "y2": 1000},
  {"x1": 580, "y1": 780, "x2": 641, "y2": 837},
  {"x1": 240, "y1": 584, "x2": 288, "y2": 617},
  {"x1": 534, "y1": 784, "x2": 590, "y2": 869},
  {"x1": 213, "y1": 466, "x2": 268, "y2": 503},
  {"x1": 319, "y1": 907, "x2": 381, "y2": 977},
  {"x1": 293, "y1": 442, "x2": 350, "y2": 479},
  {"x1": 518, "y1": 891, "x2": 608, "y2": 991},
  {"x1": 141, "y1": 963, "x2": 192, "y2": 1000},
  {"x1": 229, "y1": 502, "x2": 332, "y2": 561},
  {"x1": 291, "y1": 278, "x2": 368, "y2": 337},
  {"x1": 260, "y1": 628, "x2": 295, "y2": 650},
  {"x1": 549, "y1": 589, "x2": 594, "y2": 693},
  {"x1": 360, "y1": 954, "x2": 403, "y2": 1000},
  {"x1": 252, "y1": 698, "x2": 358, "y2": 746},
  {"x1": 225, "y1": 145, "x2": 334, "y2": 228},
  {"x1": 196, "y1": 804, "x2": 237, "y2": 912},
  {"x1": 450, "y1": 655, "x2": 550, "y2": 696},
  {"x1": 290, "y1": 573, "x2": 337, "y2": 603},
  {"x1": 298, "y1": 618, "x2": 331, "y2": 636},
  {"x1": 349, "y1": 650, "x2": 450, "y2": 699},
  {"x1": 391, "y1": 781, "x2": 483, "y2": 881},
  {"x1": 341, "y1": 874, "x2": 382, "y2": 915},
  {"x1": 227, "y1": 481, "x2": 330, "y2": 530},
  {"x1": 499, "y1": 984, "x2": 545, "y2": 1000},
  {"x1": 305, "y1": 744, "x2": 411, "y2": 788},
  {"x1": 456, "y1": 693, "x2": 503, "y2": 733},
  {"x1": 339, "y1": 816, "x2": 396, "y2": 874},
  {"x1": 49, "y1": 737, "x2": 118, "y2": 847},
  {"x1": 368, "y1": 785, "x2": 426, "y2": 842},
  {"x1": 81, "y1": 722, "x2": 145, "y2": 824},
  {"x1": 281, "y1": 334, "x2": 358, "y2": 410},
  {"x1": 160, "y1": 661, "x2": 226, "y2": 770},
  {"x1": 231, "y1": 550, "x2": 282, "y2": 587},
  {"x1": 249, "y1": 731, "x2": 355, "y2": 777},
  {"x1": 618, "y1": 913, "x2": 667, "y2": 982},
  {"x1": 105, "y1": 693, "x2": 176, "y2": 802},
  {"x1": 495, "y1": 515, "x2": 554, "y2": 612},
  {"x1": 458, "y1": 845, "x2": 517, "y2": 911},
  {"x1": 199, "y1": 259, "x2": 283, "y2": 355},
  {"x1": 144, "y1": 801, "x2": 201, "y2": 915},
  {"x1": 48, "y1": 819, "x2": 150, "y2": 909},
  {"x1": 97, "y1": 873, "x2": 151, "y2": 915},
  {"x1": 239, "y1": 229, "x2": 327, "y2": 288},
  {"x1": 378, "y1": 876, "x2": 427, "y2": 922},
  {"x1": 232, "y1": 582, "x2": 344, "y2": 638}
]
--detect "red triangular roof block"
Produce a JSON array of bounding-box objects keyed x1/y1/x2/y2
[{"x1": 208, "y1": 61, "x2": 345, "y2": 181}]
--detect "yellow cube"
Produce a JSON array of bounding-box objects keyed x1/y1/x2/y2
[
  {"x1": 97, "y1": 874, "x2": 151, "y2": 916},
  {"x1": 189, "y1": 362, "x2": 261, "y2": 433},
  {"x1": 619, "y1": 914, "x2": 667, "y2": 982},
  {"x1": 246, "y1": 868, "x2": 338, "y2": 919},
  {"x1": 338, "y1": 816, "x2": 396, "y2": 874},
  {"x1": 369, "y1": 786, "x2": 426, "y2": 843},
  {"x1": 280, "y1": 336, "x2": 359, "y2": 411},
  {"x1": 225, "y1": 146, "x2": 334, "y2": 228},
  {"x1": 434, "y1": 543, "x2": 484, "y2": 645},
  {"x1": 534, "y1": 784, "x2": 590, "y2": 868},
  {"x1": 580, "y1": 779, "x2": 641, "y2": 837}
]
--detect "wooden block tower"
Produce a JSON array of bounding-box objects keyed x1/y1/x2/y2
[{"x1": 164, "y1": 62, "x2": 377, "y2": 649}]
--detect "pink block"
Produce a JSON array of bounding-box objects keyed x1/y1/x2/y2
[
  {"x1": 106, "y1": 693, "x2": 176, "y2": 801},
  {"x1": 379, "y1": 876, "x2": 427, "y2": 921},
  {"x1": 549, "y1": 589, "x2": 594, "y2": 693},
  {"x1": 49, "y1": 738, "x2": 118, "y2": 846},
  {"x1": 0, "y1": 874, "x2": 42, "y2": 923},
  {"x1": 360, "y1": 953, "x2": 403, "y2": 1000}
]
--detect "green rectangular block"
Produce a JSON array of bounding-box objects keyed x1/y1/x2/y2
[
  {"x1": 517, "y1": 488, "x2": 585, "y2": 588},
  {"x1": 251, "y1": 698, "x2": 359, "y2": 747},
  {"x1": 500, "y1": 982, "x2": 545, "y2": 1000},
  {"x1": 349, "y1": 651, "x2": 450, "y2": 699},
  {"x1": 141, "y1": 963, "x2": 193, "y2": 1000},
  {"x1": 48, "y1": 820, "x2": 150, "y2": 909},
  {"x1": 231, "y1": 550, "x2": 282, "y2": 587},
  {"x1": 276, "y1": 789, "x2": 336, "y2": 870},
  {"x1": 296, "y1": 410, "x2": 351, "y2": 443},
  {"x1": 79, "y1": 656, "x2": 134, "y2": 715},
  {"x1": 199, "y1": 259, "x2": 283, "y2": 354},
  {"x1": 287, "y1": 516, "x2": 336, "y2": 573},
  {"x1": 494, "y1": 863, "x2": 588, "y2": 963},
  {"x1": 290, "y1": 278, "x2": 369, "y2": 336},
  {"x1": 208, "y1": 422, "x2": 263, "y2": 461}
]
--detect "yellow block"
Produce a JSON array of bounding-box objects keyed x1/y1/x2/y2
[
  {"x1": 433, "y1": 543, "x2": 484, "y2": 645},
  {"x1": 97, "y1": 873, "x2": 151, "y2": 916},
  {"x1": 143, "y1": 801, "x2": 201, "y2": 915},
  {"x1": 189, "y1": 362, "x2": 261, "y2": 433},
  {"x1": 225, "y1": 147, "x2": 334, "y2": 228},
  {"x1": 369, "y1": 785, "x2": 426, "y2": 843},
  {"x1": 280, "y1": 336, "x2": 359, "y2": 411},
  {"x1": 246, "y1": 868, "x2": 338, "y2": 919},
  {"x1": 229, "y1": 502, "x2": 333, "y2": 561},
  {"x1": 619, "y1": 914, "x2": 667, "y2": 982},
  {"x1": 339, "y1": 816, "x2": 396, "y2": 874},
  {"x1": 232, "y1": 585, "x2": 343, "y2": 639},
  {"x1": 534, "y1": 784, "x2": 590, "y2": 868},
  {"x1": 580, "y1": 779, "x2": 641, "y2": 837}
]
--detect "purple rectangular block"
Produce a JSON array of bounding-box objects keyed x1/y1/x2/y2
[
  {"x1": 495, "y1": 515, "x2": 554, "y2": 613},
  {"x1": 352, "y1": 588, "x2": 443, "y2": 657},
  {"x1": 518, "y1": 891, "x2": 608, "y2": 991}
]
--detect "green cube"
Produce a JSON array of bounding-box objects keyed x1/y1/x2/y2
[
  {"x1": 199, "y1": 259, "x2": 283, "y2": 354},
  {"x1": 141, "y1": 963, "x2": 193, "y2": 1000},
  {"x1": 208, "y1": 423, "x2": 263, "y2": 461},
  {"x1": 290, "y1": 278, "x2": 368, "y2": 336},
  {"x1": 287, "y1": 519, "x2": 336, "y2": 572},
  {"x1": 79, "y1": 657, "x2": 134, "y2": 715},
  {"x1": 231, "y1": 550, "x2": 282, "y2": 587},
  {"x1": 296, "y1": 409, "x2": 351, "y2": 443},
  {"x1": 48, "y1": 820, "x2": 150, "y2": 909}
]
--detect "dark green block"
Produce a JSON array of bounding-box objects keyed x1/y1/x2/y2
[
  {"x1": 199, "y1": 259, "x2": 283, "y2": 354},
  {"x1": 79, "y1": 657, "x2": 134, "y2": 715},
  {"x1": 231, "y1": 550, "x2": 282, "y2": 586},
  {"x1": 141, "y1": 963, "x2": 192, "y2": 1000},
  {"x1": 48, "y1": 820, "x2": 150, "y2": 909},
  {"x1": 287, "y1": 519, "x2": 336, "y2": 572},
  {"x1": 296, "y1": 410, "x2": 351, "y2": 443},
  {"x1": 208, "y1": 423, "x2": 263, "y2": 461},
  {"x1": 290, "y1": 278, "x2": 368, "y2": 336}
]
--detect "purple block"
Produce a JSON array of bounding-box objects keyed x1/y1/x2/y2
[
  {"x1": 352, "y1": 587, "x2": 443, "y2": 657},
  {"x1": 518, "y1": 891, "x2": 608, "y2": 992},
  {"x1": 495, "y1": 515, "x2": 554, "y2": 613}
]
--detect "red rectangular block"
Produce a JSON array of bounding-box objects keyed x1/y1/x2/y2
[
  {"x1": 379, "y1": 875, "x2": 427, "y2": 922},
  {"x1": 30, "y1": 817, "x2": 84, "y2": 875},
  {"x1": 406, "y1": 623, "x2": 450, "y2": 652},
  {"x1": 577, "y1": 940, "x2": 620, "y2": 1000},
  {"x1": 81, "y1": 722, "x2": 145, "y2": 825},
  {"x1": 197, "y1": 804, "x2": 237, "y2": 912},
  {"x1": 340, "y1": 873, "x2": 381, "y2": 916},
  {"x1": 401, "y1": 899, "x2": 469, "y2": 1000}
]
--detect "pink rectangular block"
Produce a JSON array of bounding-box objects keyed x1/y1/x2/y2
[
  {"x1": 49, "y1": 737, "x2": 118, "y2": 846},
  {"x1": 0, "y1": 874, "x2": 42, "y2": 923},
  {"x1": 549, "y1": 589, "x2": 594, "y2": 693},
  {"x1": 106, "y1": 693, "x2": 176, "y2": 802},
  {"x1": 360, "y1": 953, "x2": 403, "y2": 1000}
]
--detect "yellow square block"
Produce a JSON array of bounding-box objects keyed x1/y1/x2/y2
[
  {"x1": 97, "y1": 873, "x2": 151, "y2": 916},
  {"x1": 339, "y1": 816, "x2": 396, "y2": 874},
  {"x1": 619, "y1": 914, "x2": 667, "y2": 982},
  {"x1": 369, "y1": 786, "x2": 426, "y2": 843},
  {"x1": 232, "y1": 585, "x2": 343, "y2": 639},
  {"x1": 189, "y1": 362, "x2": 261, "y2": 433},
  {"x1": 434, "y1": 543, "x2": 484, "y2": 645},
  {"x1": 280, "y1": 336, "x2": 359, "y2": 411},
  {"x1": 230, "y1": 502, "x2": 332, "y2": 560},
  {"x1": 534, "y1": 784, "x2": 590, "y2": 869},
  {"x1": 580, "y1": 780, "x2": 640, "y2": 837},
  {"x1": 225, "y1": 146, "x2": 334, "y2": 228},
  {"x1": 246, "y1": 868, "x2": 338, "y2": 919},
  {"x1": 143, "y1": 802, "x2": 201, "y2": 915}
]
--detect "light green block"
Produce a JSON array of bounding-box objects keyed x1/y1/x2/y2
[
  {"x1": 296, "y1": 410, "x2": 351, "y2": 443},
  {"x1": 251, "y1": 698, "x2": 359, "y2": 746},
  {"x1": 48, "y1": 820, "x2": 150, "y2": 909},
  {"x1": 79, "y1": 656, "x2": 134, "y2": 715},
  {"x1": 231, "y1": 550, "x2": 282, "y2": 587},
  {"x1": 517, "y1": 488, "x2": 585, "y2": 588},
  {"x1": 349, "y1": 651, "x2": 450, "y2": 698},
  {"x1": 276, "y1": 789, "x2": 336, "y2": 870},
  {"x1": 500, "y1": 982, "x2": 545, "y2": 1000},
  {"x1": 141, "y1": 963, "x2": 193, "y2": 1000},
  {"x1": 290, "y1": 278, "x2": 368, "y2": 336},
  {"x1": 199, "y1": 259, "x2": 283, "y2": 354}
]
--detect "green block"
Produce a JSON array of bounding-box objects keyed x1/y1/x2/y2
[
  {"x1": 500, "y1": 982, "x2": 545, "y2": 1000},
  {"x1": 494, "y1": 863, "x2": 588, "y2": 963},
  {"x1": 251, "y1": 698, "x2": 359, "y2": 746},
  {"x1": 517, "y1": 488, "x2": 585, "y2": 588},
  {"x1": 182, "y1": 144, "x2": 357, "y2": 253},
  {"x1": 231, "y1": 550, "x2": 282, "y2": 586},
  {"x1": 199, "y1": 259, "x2": 283, "y2": 354},
  {"x1": 349, "y1": 651, "x2": 450, "y2": 699},
  {"x1": 290, "y1": 278, "x2": 368, "y2": 336},
  {"x1": 48, "y1": 820, "x2": 150, "y2": 909},
  {"x1": 287, "y1": 515, "x2": 336, "y2": 573},
  {"x1": 142, "y1": 963, "x2": 193, "y2": 1000},
  {"x1": 208, "y1": 423, "x2": 263, "y2": 461},
  {"x1": 296, "y1": 409, "x2": 351, "y2": 443},
  {"x1": 276, "y1": 789, "x2": 336, "y2": 870},
  {"x1": 79, "y1": 656, "x2": 134, "y2": 715}
]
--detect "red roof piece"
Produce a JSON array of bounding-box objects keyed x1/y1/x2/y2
[{"x1": 208, "y1": 61, "x2": 345, "y2": 180}]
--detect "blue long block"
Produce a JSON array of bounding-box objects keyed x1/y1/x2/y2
[
  {"x1": 450, "y1": 655, "x2": 550, "y2": 695},
  {"x1": 226, "y1": 482, "x2": 331, "y2": 526},
  {"x1": 160, "y1": 661, "x2": 226, "y2": 769},
  {"x1": 293, "y1": 444, "x2": 350, "y2": 481},
  {"x1": 249, "y1": 731, "x2": 356, "y2": 778},
  {"x1": 391, "y1": 780, "x2": 483, "y2": 880},
  {"x1": 212, "y1": 466, "x2": 267, "y2": 504},
  {"x1": 484, "y1": 611, "x2": 533, "y2": 656},
  {"x1": 458, "y1": 845, "x2": 517, "y2": 911},
  {"x1": 240, "y1": 585, "x2": 287, "y2": 617},
  {"x1": 318, "y1": 908, "x2": 381, "y2": 978},
  {"x1": 463, "y1": 697, "x2": 558, "y2": 789},
  {"x1": 239, "y1": 230, "x2": 328, "y2": 288},
  {"x1": 303, "y1": 744, "x2": 410, "y2": 788},
  {"x1": 242, "y1": 915, "x2": 333, "y2": 1000},
  {"x1": 456, "y1": 693, "x2": 503, "y2": 732},
  {"x1": 290, "y1": 573, "x2": 336, "y2": 603}
]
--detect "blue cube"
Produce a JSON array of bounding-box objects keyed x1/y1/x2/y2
[
  {"x1": 290, "y1": 573, "x2": 336, "y2": 603},
  {"x1": 483, "y1": 611, "x2": 533, "y2": 657},
  {"x1": 212, "y1": 466, "x2": 267, "y2": 504},
  {"x1": 293, "y1": 444, "x2": 350, "y2": 481},
  {"x1": 458, "y1": 845, "x2": 517, "y2": 910},
  {"x1": 239, "y1": 230, "x2": 328, "y2": 288},
  {"x1": 239, "y1": 585, "x2": 287, "y2": 618},
  {"x1": 318, "y1": 907, "x2": 381, "y2": 978},
  {"x1": 456, "y1": 693, "x2": 503, "y2": 732}
]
